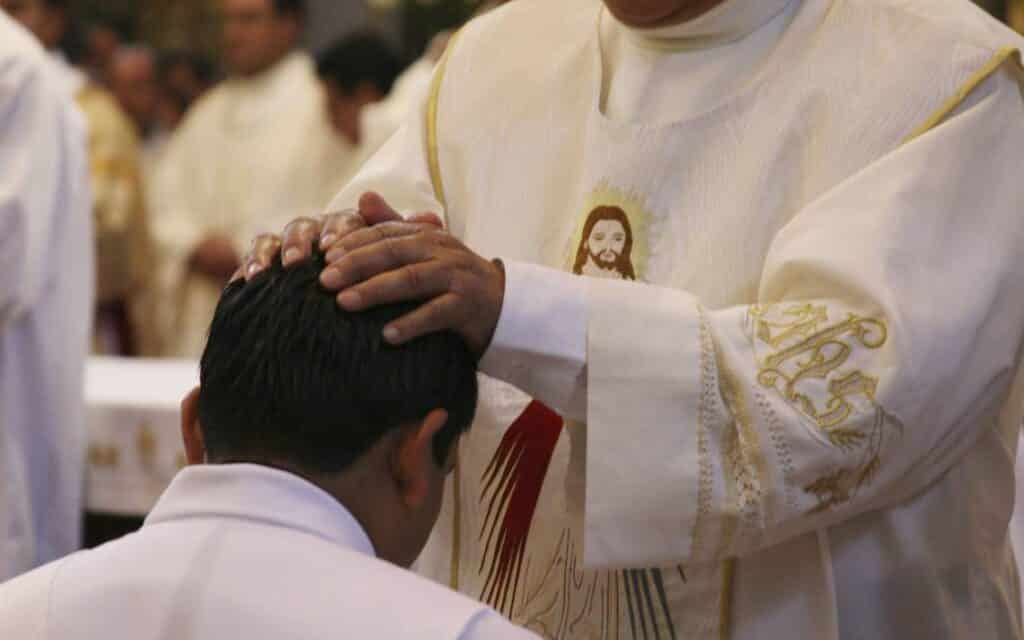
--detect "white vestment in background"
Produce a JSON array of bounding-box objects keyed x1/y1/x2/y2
[
  {"x1": 329, "y1": 0, "x2": 1024, "y2": 637},
  {"x1": 0, "y1": 15, "x2": 94, "y2": 582},
  {"x1": 0, "y1": 464, "x2": 539, "y2": 639},
  {"x1": 152, "y1": 51, "x2": 352, "y2": 357}
]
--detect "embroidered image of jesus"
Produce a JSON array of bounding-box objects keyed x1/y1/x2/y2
[{"x1": 572, "y1": 205, "x2": 637, "y2": 280}]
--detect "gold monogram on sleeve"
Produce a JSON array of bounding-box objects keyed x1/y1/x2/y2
[{"x1": 746, "y1": 304, "x2": 904, "y2": 513}]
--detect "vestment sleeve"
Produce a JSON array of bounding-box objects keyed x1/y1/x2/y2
[
  {"x1": 0, "y1": 56, "x2": 90, "y2": 327},
  {"x1": 576, "y1": 65, "x2": 1024, "y2": 568}
]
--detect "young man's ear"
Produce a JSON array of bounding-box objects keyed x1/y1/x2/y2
[
  {"x1": 180, "y1": 386, "x2": 206, "y2": 465},
  {"x1": 391, "y1": 409, "x2": 449, "y2": 509}
]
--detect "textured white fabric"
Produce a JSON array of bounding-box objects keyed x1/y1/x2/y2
[
  {"x1": 0, "y1": 15, "x2": 94, "y2": 582},
  {"x1": 329, "y1": 0, "x2": 1024, "y2": 637},
  {"x1": 0, "y1": 464, "x2": 539, "y2": 639},
  {"x1": 151, "y1": 52, "x2": 352, "y2": 357}
]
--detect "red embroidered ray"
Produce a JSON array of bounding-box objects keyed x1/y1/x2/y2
[{"x1": 478, "y1": 400, "x2": 564, "y2": 615}]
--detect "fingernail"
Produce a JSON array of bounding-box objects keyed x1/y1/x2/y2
[
  {"x1": 383, "y1": 326, "x2": 400, "y2": 343},
  {"x1": 283, "y1": 247, "x2": 302, "y2": 265},
  {"x1": 325, "y1": 247, "x2": 344, "y2": 263},
  {"x1": 338, "y1": 290, "x2": 361, "y2": 309},
  {"x1": 319, "y1": 233, "x2": 338, "y2": 249},
  {"x1": 320, "y1": 268, "x2": 342, "y2": 289},
  {"x1": 246, "y1": 264, "x2": 263, "y2": 279}
]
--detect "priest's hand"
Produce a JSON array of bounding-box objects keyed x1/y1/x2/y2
[
  {"x1": 235, "y1": 192, "x2": 505, "y2": 357},
  {"x1": 190, "y1": 235, "x2": 241, "y2": 282}
]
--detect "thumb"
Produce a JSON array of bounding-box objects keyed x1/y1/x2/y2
[{"x1": 358, "y1": 191, "x2": 403, "y2": 225}]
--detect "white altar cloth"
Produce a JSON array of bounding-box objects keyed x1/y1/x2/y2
[{"x1": 85, "y1": 357, "x2": 198, "y2": 515}]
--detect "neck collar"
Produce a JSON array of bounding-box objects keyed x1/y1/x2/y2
[
  {"x1": 613, "y1": 0, "x2": 796, "y2": 51},
  {"x1": 146, "y1": 463, "x2": 376, "y2": 557}
]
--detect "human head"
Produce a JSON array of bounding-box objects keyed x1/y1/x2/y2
[
  {"x1": 316, "y1": 32, "x2": 402, "y2": 146},
  {"x1": 109, "y1": 46, "x2": 159, "y2": 134},
  {"x1": 602, "y1": 0, "x2": 728, "y2": 28},
  {"x1": 221, "y1": 0, "x2": 304, "y2": 77},
  {"x1": 573, "y1": 205, "x2": 636, "y2": 280},
  {"x1": 181, "y1": 249, "x2": 478, "y2": 567},
  {"x1": 1, "y1": 0, "x2": 67, "y2": 49},
  {"x1": 160, "y1": 51, "x2": 215, "y2": 107}
]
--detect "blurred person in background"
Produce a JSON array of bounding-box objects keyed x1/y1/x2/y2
[
  {"x1": 81, "y1": 15, "x2": 129, "y2": 85},
  {"x1": 316, "y1": 31, "x2": 402, "y2": 156},
  {"x1": 1, "y1": 0, "x2": 151, "y2": 356},
  {"x1": 159, "y1": 50, "x2": 215, "y2": 119},
  {"x1": 151, "y1": 0, "x2": 351, "y2": 358},
  {"x1": 0, "y1": 10, "x2": 93, "y2": 581},
  {"x1": 109, "y1": 46, "x2": 162, "y2": 165}
]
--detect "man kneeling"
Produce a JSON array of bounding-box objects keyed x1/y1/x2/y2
[{"x1": 0, "y1": 251, "x2": 537, "y2": 639}]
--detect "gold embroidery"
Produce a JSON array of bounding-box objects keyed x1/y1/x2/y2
[
  {"x1": 136, "y1": 423, "x2": 157, "y2": 470},
  {"x1": 425, "y1": 30, "x2": 462, "y2": 209},
  {"x1": 719, "y1": 353, "x2": 766, "y2": 547},
  {"x1": 753, "y1": 305, "x2": 887, "y2": 440},
  {"x1": 748, "y1": 304, "x2": 902, "y2": 512},
  {"x1": 903, "y1": 47, "x2": 1021, "y2": 144},
  {"x1": 691, "y1": 306, "x2": 717, "y2": 559},
  {"x1": 89, "y1": 444, "x2": 120, "y2": 468}
]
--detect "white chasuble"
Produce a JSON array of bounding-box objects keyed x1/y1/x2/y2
[
  {"x1": 151, "y1": 52, "x2": 353, "y2": 357},
  {"x1": 329, "y1": 0, "x2": 1024, "y2": 638},
  {"x1": 0, "y1": 15, "x2": 93, "y2": 580}
]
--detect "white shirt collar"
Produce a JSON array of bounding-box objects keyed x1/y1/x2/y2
[
  {"x1": 613, "y1": 0, "x2": 797, "y2": 51},
  {"x1": 145, "y1": 463, "x2": 376, "y2": 557}
]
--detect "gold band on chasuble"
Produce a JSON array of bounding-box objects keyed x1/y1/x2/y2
[
  {"x1": 903, "y1": 46, "x2": 1021, "y2": 143},
  {"x1": 423, "y1": 29, "x2": 462, "y2": 590},
  {"x1": 425, "y1": 30, "x2": 462, "y2": 210}
]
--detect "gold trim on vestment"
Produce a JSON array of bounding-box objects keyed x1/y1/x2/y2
[
  {"x1": 425, "y1": 31, "x2": 463, "y2": 590},
  {"x1": 903, "y1": 46, "x2": 1020, "y2": 143},
  {"x1": 426, "y1": 31, "x2": 462, "y2": 208}
]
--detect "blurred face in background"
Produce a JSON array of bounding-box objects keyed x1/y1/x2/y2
[
  {"x1": 110, "y1": 49, "x2": 160, "y2": 134},
  {"x1": 322, "y1": 80, "x2": 382, "y2": 146},
  {"x1": 221, "y1": 0, "x2": 301, "y2": 77},
  {"x1": 1, "y1": 0, "x2": 65, "y2": 49},
  {"x1": 165, "y1": 61, "x2": 209, "y2": 106},
  {"x1": 602, "y1": 0, "x2": 727, "y2": 27}
]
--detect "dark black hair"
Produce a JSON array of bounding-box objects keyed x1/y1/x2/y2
[
  {"x1": 272, "y1": 0, "x2": 306, "y2": 19},
  {"x1": 198, "y1": 250, "x2": 477, "y2": 474},
  {"x1": 316, "y1": 31, "x2": 403, "y2": 97}
]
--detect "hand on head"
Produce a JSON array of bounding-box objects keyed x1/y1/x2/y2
[
  {"x1": 188, "y1": 247, "x2": 478, "y2": 567},
  {"x1": 235, "y1": 192, "x2": 505, "y2": 356}
]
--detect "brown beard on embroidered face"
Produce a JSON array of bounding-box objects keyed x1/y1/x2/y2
[
  {"x1": 602, "y1": 0, "x2": 729, "y2": 28},
  {"x1": 590, "y1": 249, "x2": 620, "y2": 270},
  {"x1": 586, "y1": 220, "x2": 628, "y2": 270}
]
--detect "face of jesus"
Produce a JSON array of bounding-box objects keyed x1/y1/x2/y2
[
  {"x1": 602, "y1": 0, "x2": 728, "y2": 28},
  {"x1": 587, "y1": 219, "x2": 628, "y2": 270}
]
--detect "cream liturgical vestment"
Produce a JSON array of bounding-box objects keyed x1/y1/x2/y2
[
  {"x1": 153, "y1": 52, "x2": 352, "y2": 357},
  {"x1": 328, "y1": 0, "x2": 1024, "y2": 638},
  {"x1": 0, "y1": 15, "x2": 94, "y2": 581}
]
